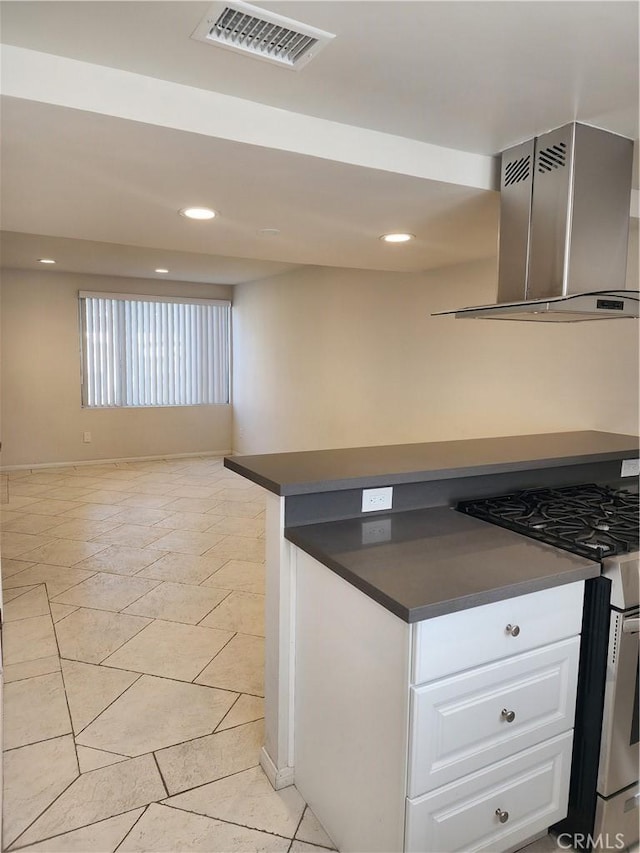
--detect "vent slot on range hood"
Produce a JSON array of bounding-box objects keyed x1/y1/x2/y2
[{"x1": 434, "y1": 122, "x2": 638, "y2": 321}]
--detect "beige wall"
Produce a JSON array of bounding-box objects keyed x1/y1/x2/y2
[
  {"x1": 0, "y1": 269, "x2": 233, "y2": 467},
  {"x1": 232, "y1": 256, "x2": 639, "y2": 454}
]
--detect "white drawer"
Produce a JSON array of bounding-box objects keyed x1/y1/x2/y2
[
  {"x1": 405, "y1": 730, "x2": 573, "y2": 853},
  {"x1": 412, "y1": 581, "x2": 584, "y2": 684},
  {"x1": 408, "y1": 636, "x2": 580, "y2": 797}
]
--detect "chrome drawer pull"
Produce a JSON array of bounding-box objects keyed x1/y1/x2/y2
[
  {"x1": 495, "y1": 809, "x2": 509, "y2": 824},
  {"x1": 505, "y1": 623, "x2": 520, "y2": 637},
  {"x1": 501, "y1": 708, "x2": 516, "y2": 723}
]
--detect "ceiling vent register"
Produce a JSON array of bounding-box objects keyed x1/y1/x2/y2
[{"x1": 191, "y1": 1, "x2": 336, "y2": 70}]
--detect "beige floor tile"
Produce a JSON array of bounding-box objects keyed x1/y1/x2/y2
[
  {"x1": 290, "y1": 842, "x2": 335, "y2": 853},
  {"x1": 216, "y1": 694, "x2": 264, "y2": 732},
  {"x1": 52, "y1": 572, "x2": 160, "y2": 612},
  {"x1": 50, "y1": 602, "x2": 79, "y2": 622},
  {"x1": 204, "y1": 536, "x2": 265, "y2": 565},
  {"x1": 92, "y1": 524, "x2": 167, "y2": 548},
  {"x1": 4, "y1": 672, "x2": 72, "y2": 750},
  {"x1": 60, "y1": 503, "x2": 125, "y2": 521},
  {"x1": 295, "y1": 807, "x2": 335, "y2": 848},
  {"x1": 156, "y1": 719, "x2": 263, "y2": 795},
  {"x1": 215, "y1": 488, "x2": 261, "y2": 503},
  {"x1": 146, "y1": 529, "x2": 226, "y2": 556},
  {"x1": 39, "y1": 486, "x2": 97, "y2": 501},
  {"x1": 164, "y1": 765, "x2": 305, "y2": 838},
  {"x1": 196, "y1": 633, "x2": 264, "y2": 696},
  {"x1": 5, "y1": 496, "x2": 40, "y2": 511},
  {"x1": 103, "y1": 619, "x2": 234, "y2": 681},
  {"x1": 55, "y1": 608, "x2": 151, "y2": 664},
  {"x1": 210, "y1": 500, "x2": 265, "y2": 519},
  {"x1": 61, "y1": 659, "x2": 141, "y2": 733},
  {"x1": 3, "y1": 655, "x2": 61, "y2": 684},
  {"x1": 118, "y1": 803, "x2": 290, "y2": 853},
  {"x1": 118, "y1": 494, "x2": 178, "y2": 509},
  {"x1": 15, "y1": 754, "x2": 166, "y2": 847},
  {"x1": 3, "y1": 584, "x2": 38, "y2": 601},
  {"x1": 7, "y1": 482, "x2": 53, "y2": 497},
  {"x1": 124, "y1": 582, "x2": 229, "y2": 624},
  {"x1": 1, "y1": 513, "x2": 67, "y2": 535},
  {"x1": 108, "y1": 507, "x2": 173, "y2": 526},
  {"x1": 136, "y1": 552, "x2": 228, "y2": 585},
  {"x1": 76, "y1": 745, "x2": 129, "y2": 773},
  {"x1": 3, "y1": 614, "x2": 58, "y2": 665},
  {"x1": 3, "y1": 564, "x2": 97, "y2": 598},
  {"x1": 74, "y1": 545, "x2": 167, "y2": 576},
  {"x1": 16, "y1": 808, "x2": 145, "y2": 852},
  {"x1": 210, "y1": 517, "x2": 265, "y2": 538},
  {"x1": 199, "y1": 591, "x2": 264, "y2": 636},
  {"x1": 18, "y1": 539, "x2": 109, "y2": 567},
  {"x1": 154, "y1": 511, "x2": 225, "y2": 532},
  {"x1": 77, "y1": 675, "x2": 237, "y2": 756},
  {"x1": 3, "y1": 585, "x2": 50, "y2": 621},
  {"x1": 2, "y1": 735, "x2": 79, "y2": 850},
  {"x1": 168, "y1": 484, "x2": 220, "y2": 500},
  {"x1": 81, "y1": 490, "x2": 131, "y2": 505},
  {"x1": 21, "y1": 499, "x2": 85, "y2": 516},
  {"x1": 164, "y1": 497, "x2": 220, "y2": 514},
  {"x1": 46, "y1": 518, "x2": 122, "y2": 541},
  {"x1": 0, "y1": 531, "x2": 57, "y2": 558},
  {"x1": 203, "y1": 560, "x2": 265, "y2": 594},
  {"x1": 1, "y1": 557, "x2": 37, "y2": 578}
]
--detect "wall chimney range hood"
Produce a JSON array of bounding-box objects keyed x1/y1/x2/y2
[{"x1": 435, "y1": 123, "x2": 639, "y2": 321}]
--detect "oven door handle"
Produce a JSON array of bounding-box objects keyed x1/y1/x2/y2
[{"x1": 622, "y1": 617, "x2": 640, "y2": 634}]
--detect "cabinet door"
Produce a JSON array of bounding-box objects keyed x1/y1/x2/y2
[
  {"x1": 405, "y1": 731, "x2": 573, "y2": 853},
  {"x1": 408, "y1": 637, "x2": 580, "y2": 797},
  {"x1": 412, "y1": 582, "x2": 584, "y2": 685}
]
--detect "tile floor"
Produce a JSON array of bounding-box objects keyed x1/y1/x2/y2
[{"x1": 0, "y1": 456, "x2": 335, "y2": 853}]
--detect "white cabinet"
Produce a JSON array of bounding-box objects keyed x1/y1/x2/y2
[
  {"x1": 292, "y1": 546, "x2": 584, "y2": 853},
  {"x1": 405, "y1": 583, "x2": 584, "y2": 853}
]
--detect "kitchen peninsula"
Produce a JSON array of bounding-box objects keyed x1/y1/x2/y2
[{"x1": 225, "y1": 431, "x2": 639, "y2": 852}]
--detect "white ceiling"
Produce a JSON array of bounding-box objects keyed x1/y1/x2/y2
[{"x1": 0, "y1": 1, "x2": 638, "y2": 285}]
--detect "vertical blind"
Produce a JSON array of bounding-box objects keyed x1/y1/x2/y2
[{"x1": 80, "y1": 293, "x2": 230, "y2": 407}]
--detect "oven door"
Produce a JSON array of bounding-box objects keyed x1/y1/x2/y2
[{"x1": 597, "y1": 608, "x2": 640, "y2": 797}]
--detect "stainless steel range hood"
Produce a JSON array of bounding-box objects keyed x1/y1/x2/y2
[{"x1": 435, "y1": 123, "x2": 639, "y2": 322}]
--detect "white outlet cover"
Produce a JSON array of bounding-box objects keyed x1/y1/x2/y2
[
  {"x1": 621, "y1": 458, "x2": 640, "y2": 477},
  {"x1": 361, "y1": 486, "x2": 393, "y2": 512}
]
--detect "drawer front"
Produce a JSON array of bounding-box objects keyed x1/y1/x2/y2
[
  {"x1": 408, "y1": 637, "x2": 580, "y2": 797},
  {"x1": 405, "y1": 731, "x2": 573, "y2": 853},
  {"x1": 412, "y1": 581, "x2": 584, "y2": 685}
]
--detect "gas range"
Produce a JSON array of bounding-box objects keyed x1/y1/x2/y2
[{"x1": 458, "y1": 480, "x2": 639, "y2": 850}]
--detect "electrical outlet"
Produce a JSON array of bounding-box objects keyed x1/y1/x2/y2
[
  {"x1": 621, "y1": 458, "x2": 640, "y2": 477},
  {"x1": 361, "y1": 486, "x2": 393, "y2": 512},
  {"x1": 361, "y1": 518, "x2": 392, "y2": 545},
  {"x1": 83, "y1": 431, "x2": 92, "y2": 443}
]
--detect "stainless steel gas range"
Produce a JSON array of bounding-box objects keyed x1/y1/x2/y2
[{"x1": 458, "y1": 482, "x2": 639, "y2": 851}]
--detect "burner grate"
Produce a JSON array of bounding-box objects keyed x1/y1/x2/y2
[{"x1": 458, "y1": 484, "x2": 639, "y2": 561}]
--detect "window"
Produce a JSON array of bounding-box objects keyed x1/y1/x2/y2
[{"x1": 79, "y1": 292, "x2": 230, "y2": 408}]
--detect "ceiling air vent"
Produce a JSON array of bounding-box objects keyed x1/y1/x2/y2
[{"x1": 191, "y1": 1, "x2": 336, "y2": 70}]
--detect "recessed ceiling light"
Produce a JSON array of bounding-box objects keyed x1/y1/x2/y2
[
  {"x1": 155, "y1": 268, "x2": 169, "y2": 274},
  {"x1": 179, "y1": 207, "x2": 217, "y2": 220},
  {"x1": 380, "y1": 233, "x2": 415, "y2": 243},
  {"x1": 38, "y1": 258, "x2": 56, "y2": 264},
  {"x1": 258, "y1": 228, "x2": 281, "y2": 237}
]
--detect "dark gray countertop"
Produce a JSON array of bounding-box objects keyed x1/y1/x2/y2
[
  {"x1": 225, "y1": 431, "x2": 638, "y2": 496},
  {"x1": 285, "y1": 507, "x2": 601, "y2": 621}
]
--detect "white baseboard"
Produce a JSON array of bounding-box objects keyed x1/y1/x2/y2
[
  {"x1": 259, "y1": 746, "x2": 295, "y2": 791},
  {"x1": 0, "y1": 449, "x2": 232, "y2": 473}
]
